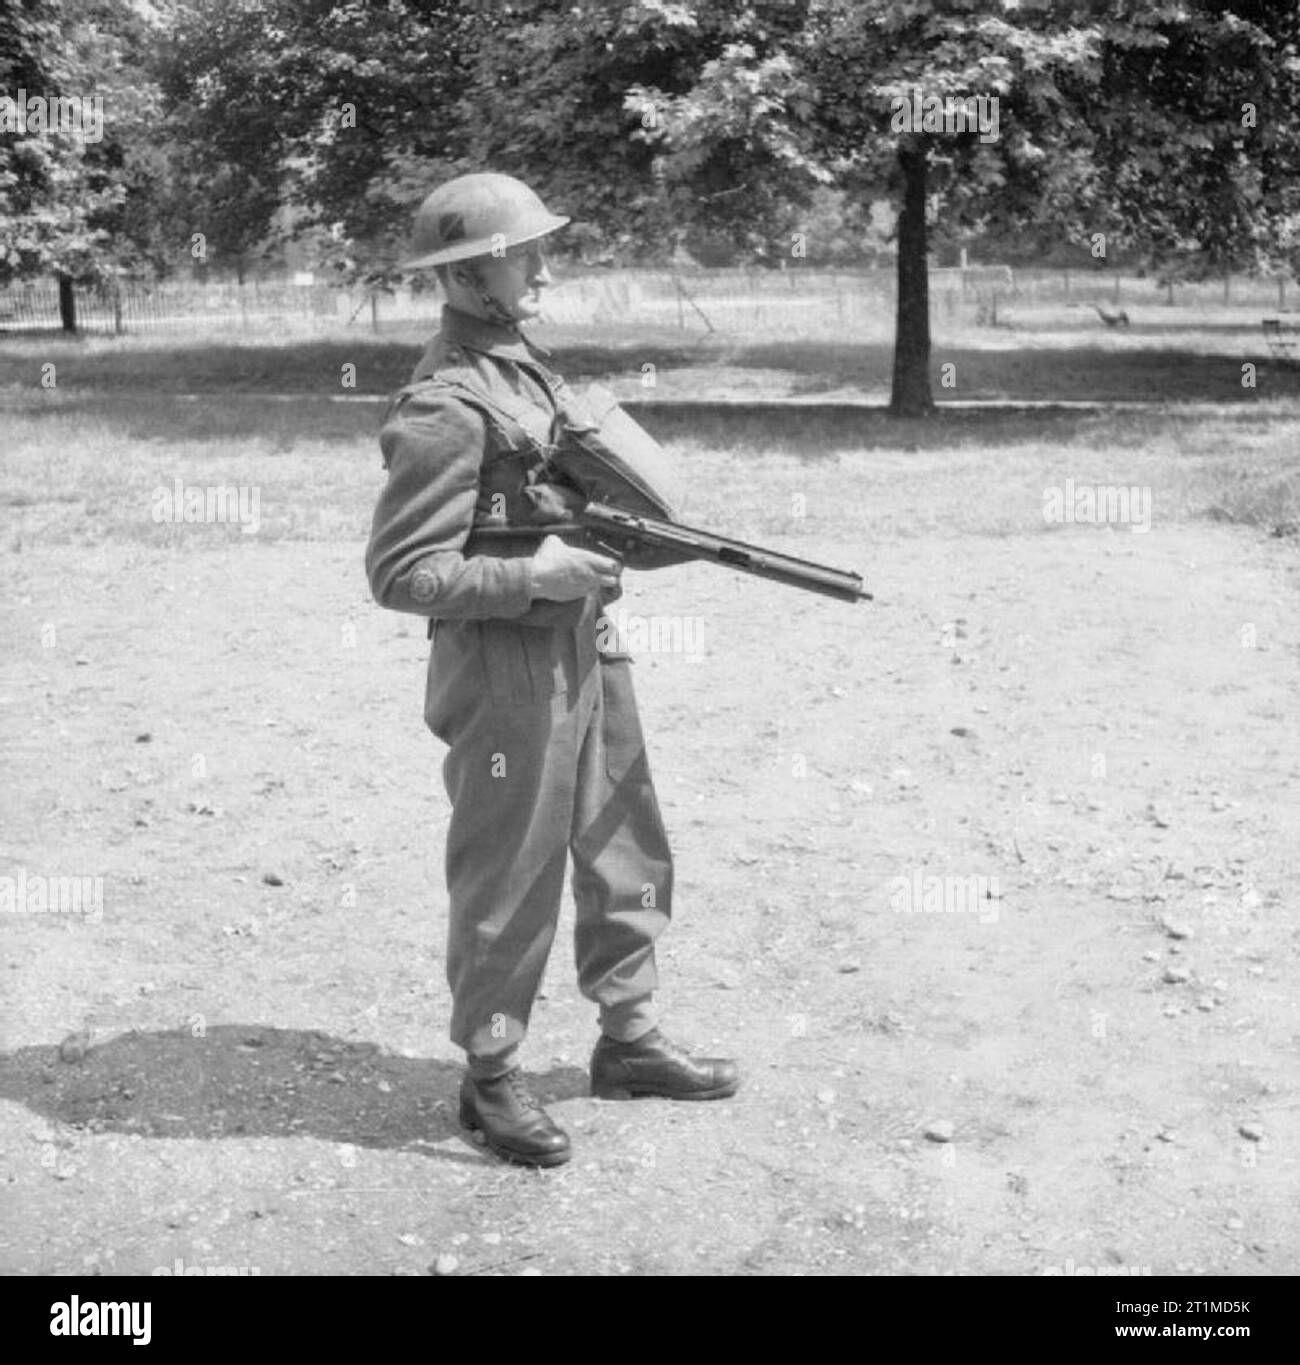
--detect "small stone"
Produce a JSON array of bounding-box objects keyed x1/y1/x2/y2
[
  {"x1": 815, "y1": 1088, "x2": 836, "y2": 1106},
  {"x1": 838, "y1": 962, "x2": 861, "y2": 974},
  {"x1": 1225, "y1": 1218, "x2": 1244, "y2": 1231},
  {"x1": 1211, "y1": 796, "x2": 1228, "y2": 812},
  {"x1": 397, "y1": 1233, "x2": 423, "y2": 1248},
  {"x1": 58, "y1": 1031, "x2": 91, "y2": 1063},
  {"x1": 1163, "y1": 966, "x2": 1190, "y2": 984},
  {"x1": 1142, "y1": 950, "x2": 1160, "y2": 963},
  {"x1": 923, "y1": 1120, "x2": 955, "y2": 1143},
  {"x1": 1155, "y1": 1129, "x2": 1176, "y2": 1143},
  {"x1": 1107, "y1": 885, "x2": 1137, "y2": 902},
  {"x1": 1159, "y1": 916, "x2": 1194, "y2": 940},
  {"x1": 482, "y1": 1232, "x2": 502, "y2": 1246},
  {"x1": 1238, "y1": 1123, "x2": 1264, "y2": 1142},
  {"x1": 518, "y1": 1266, "x2": 543, "y2": 1276},
  {"x1": 262, "y1": 872, "x2": 284, "y2": 887},
  {"x1": 1195, "y1": 995, "x2": 1216, "y2": 1012},
  {"x1": 432, "y1": 1253, "x2": 459, "y2": 1276}
]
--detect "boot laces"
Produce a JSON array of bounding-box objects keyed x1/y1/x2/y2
[{"x1": 504, "y1": 1068, "x2": 540, "y2": 1111}]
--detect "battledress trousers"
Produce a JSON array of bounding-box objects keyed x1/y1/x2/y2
[{"x1": 365, "y1": 306, "x2": 672, "y2": 1078}]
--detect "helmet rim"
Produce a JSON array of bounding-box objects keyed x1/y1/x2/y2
[
  {"x1": 401, "y1": 172, "x2": 569, "y2": 270},
  {"x1": 401, "y1": 214, "x2": 570, "y2": 270}
]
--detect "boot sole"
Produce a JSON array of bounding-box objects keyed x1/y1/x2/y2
[
  {"x1": 458, "y1": 1105, "x2": 572, "y2": 1168},
  {"x1": 591, "y1": 1079, "x2": 740, "y2": 1102}
]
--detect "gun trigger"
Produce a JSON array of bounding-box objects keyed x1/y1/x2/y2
[{"x1": 592, "y1": 537, "x2": 624, "y2": 563}]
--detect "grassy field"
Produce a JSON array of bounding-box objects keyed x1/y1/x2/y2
[
  {"x1": 2, "y1": 321, "x2": 1299, "y2": 1276},
  {"x1": 2, "y1": 322, "x2": 1298, "y2": 550}
]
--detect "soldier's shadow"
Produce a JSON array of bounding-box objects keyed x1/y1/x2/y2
[{"x1": 0, "y1": 1025, "x2": 591, "y2": 1165}]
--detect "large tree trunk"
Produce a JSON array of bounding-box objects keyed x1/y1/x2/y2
[
  {"x1": 890, "y1": 137, "x2": 935, "y2": 417},
  {"x1": 58, "y1": 276, "x2": 77, "y2": 334}
]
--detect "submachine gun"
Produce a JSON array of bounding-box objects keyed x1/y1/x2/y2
[{"x1": 469, "y1": 385, "x2": 872, "y2": 605}]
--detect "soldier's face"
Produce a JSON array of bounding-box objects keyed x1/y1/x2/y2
[{"x1": 475, "y1": 241, "x2": 552, "y2": 322}]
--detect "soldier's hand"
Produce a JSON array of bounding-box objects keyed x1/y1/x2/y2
[{"x1": 530, "y1": 534, "x2": 622, "y2": 601}]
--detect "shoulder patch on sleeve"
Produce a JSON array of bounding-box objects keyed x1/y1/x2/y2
[{"x1": 410, "y1": 565, "x2": 442, "y2": 602}]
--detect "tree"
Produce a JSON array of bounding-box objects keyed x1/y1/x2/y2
[
  {"x1": 463, "y1": 0, "x2": 825, "y2": 263},
  {"x1": 0, "y1": 0, "x2": 169, "y2": 331},
  {"x1": 1067, "y1": 0, "x2": 1300, "y2": 286},
  {"x1": 634, "y1": 0, "x2": 1300, "y2": 413},
  {"x1": 143, "y1": 0, "x2": 1300, "y2": 405},
  {"x1": 153, "y1": 0, "x2": 474, "y2": 281}
]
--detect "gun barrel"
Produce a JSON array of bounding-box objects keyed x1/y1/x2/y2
[{"x1": 582, "y1": 502, "x2": 871, "y2": 603}]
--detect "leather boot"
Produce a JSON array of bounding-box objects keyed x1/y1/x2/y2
[
  {"x1": 458, "y1": 1068, "x2": 572, "y2": 1167},
  {"x1": 590, "y1": 1028, "x2": 740, "y2": 1101}
]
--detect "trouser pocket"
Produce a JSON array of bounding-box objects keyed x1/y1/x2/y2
[
  {"x1": 599, "y1": 658, "x2": 650, "y2": 783},
  {"x1": 480, "y1": 620, "x2": 573, "y2": 706}
]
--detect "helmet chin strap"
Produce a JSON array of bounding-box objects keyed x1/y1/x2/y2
[{"x1": 461, "y1": 262, "x2": 522, "y2": 330}]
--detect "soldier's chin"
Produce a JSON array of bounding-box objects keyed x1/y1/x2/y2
[{"x1": 512, "y1": 291, "x2": 544, "y2": 322}]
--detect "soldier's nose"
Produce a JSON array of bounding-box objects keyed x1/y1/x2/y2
[{"x1": 531, "y1": 251, "x2": 552, "y2": 287}]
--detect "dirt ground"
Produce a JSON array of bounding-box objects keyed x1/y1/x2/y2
[{"x1": 2, "y1": 376, "x2": 1298, "y2": 1277}]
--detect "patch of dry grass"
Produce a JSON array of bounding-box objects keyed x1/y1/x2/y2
[{"x1": 2, "y1": 382, "x2": 1296, "y2": 554}]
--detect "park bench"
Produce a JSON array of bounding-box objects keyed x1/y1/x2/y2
[{"x1": 1262, "y1": 314, "x2": 1300, "y2": 363}]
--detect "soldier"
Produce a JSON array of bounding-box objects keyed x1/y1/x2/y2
[{"x1": 365, "y1": 173, "x2": 739, "y2": 1168}]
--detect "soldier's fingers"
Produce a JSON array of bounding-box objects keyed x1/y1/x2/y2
[{"x1": 581, "y1": 551, "x2": 622, "y2": 576}]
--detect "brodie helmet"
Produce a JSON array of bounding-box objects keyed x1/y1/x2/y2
[{"x1": 402, "y1": 173, "x2": 569, "y2": 270}]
